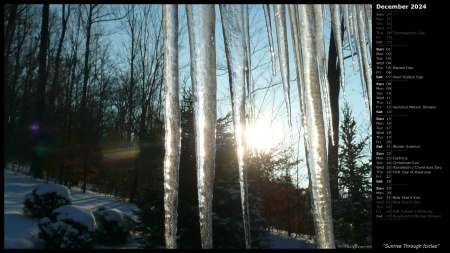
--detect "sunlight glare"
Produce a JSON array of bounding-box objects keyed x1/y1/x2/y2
[{"x1": 246, "y1": 120, "x2": 282, "y2": 153}]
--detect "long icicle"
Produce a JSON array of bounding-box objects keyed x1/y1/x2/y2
[
  {"x1": 244, "y1": 4, "x2": 252, "y2": 97},
  {"x1": 273, "y1": 4, "x2": 294, "y2": 156},
  {"x1": 356, "y1": 4, "x2": 372, "y2": 123},
  {"x1": 244, "y1": 5, "x2": 253, "y2": 124},
  {"x1": 274, "y1": 4, "x2": 296, "y2": 240},
  {"x1": 243, "y1": 6, "x2": 252, "y2": 248},
  {"x1": 348, "y1": 5, "x2": 358, "y2": 74},
  {"x1": 351, "y1": 5, "x2": 369, "y2": 124},
  {"x1": 263, "y1": 4, "x2": 276, "y2": 76},
  {"x1": 289, "y1": 5, "x2": 308, "y2": 156},
  {"x1": 330, "y1": 4, "x2": 346, "y2": 100},
  {"x1": 290, "y1": 6, "x2": 318, "y2": 243},
  {"x1": 364, "y1": 4, "x2": 372, "y2": 59},
  {"x1": 344, "y1": 4, "x2": 357, "y2": 74},
  {"x1": 314, "y1": 4, "x2": 334, "y2": 147},
  {"x1": 186, "y1": 5, "x2": 217, "y2": 249},
  {"x1": 219, "y1": 4, "x2": 251, "y2": 249},
  {"x1": 297, "y1": 4, "x2": 335, "y2": 249},
  {"x1": 162, "y1": 5, "x2": 180, "y2": 249}
]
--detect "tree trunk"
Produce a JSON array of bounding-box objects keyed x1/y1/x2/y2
[
  {"x1": 4, "y1": 4, "x2": 19, "y2": 167},
  {"x1": 81, "y1": 4, "x2": 94, "y2": 193},
  {"x1": 49, "y1": 4, "x2": 70, "y2": 116},
  {"x1": 327, "y1": 24, "x2": 341, "y2": 201},
  {"x1": 30, "y1": 4, "x2": 49, "y2": 179}
]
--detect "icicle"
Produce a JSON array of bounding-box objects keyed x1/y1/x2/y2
[
  {"x1": 313, "y1": 4, "x2": 334, "y2": 147},
  {"x1": 297, "y1": 4, "x2": 335, "y2": 249},
  {"x1": 263, "y1": 4, "x2": 276, "y2": 76},
  {"x1": 273, "y1": 4, "x2": 295, "y2": 155},
  {"x1": 344, "y1": 4, "x2": 357, "y2": 74},
  {"x1": 290, "y1": 5, "x2": 314, "y2": 224},
  {"x1": 313, "y1": 5, "x2": 325, "y2": 71},
  {"x1": 162, "y1": 5, "x2": 180, "y2": 249},
  {"x1": 351, "y1": 5, "x2": 371, "y2": 125},
  {"x1": 219, "y1": 4, "x2": 251, "y2": 249},
  {"x1": 350, "y1": 9, "x2": 364, "y2": 81},
  {"x1": 186, "y1": 5, "x2": 217, "y2": 249},
  {"x1": 364, "y1": 5, "x2": 372, "y2": 59},
  {"x1": 289, "y1": 5, "x2": 308, "y2": 151},
  {"x1": 330, "y1": 4, "x2": 346, "y2": 101},
  {"x1": 243, "y1": 5, "x2": 253, "y2": 120},
  {"x1": 351, "y1": 5, "x2": 369, "y2": 123},
  {"x1": 356, "y1": 4, "x2": 372, "y2": 123},
  {"x1": 348, "y1": 5, "x2": 357, "y2": 58},
  {"x1": 244, "y1": 5, "x2": 251, "y2": 90}
]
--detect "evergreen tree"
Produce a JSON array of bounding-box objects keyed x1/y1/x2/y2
[
  {"x1": 333, "y1": 102, "x2": 372, "y2": 246},
  {"x1": 133, "y1": 88, "x2": 268, "y2": 248},
  {"x1": 132, "y1": 186, "x2": 165, "y2": 248}
]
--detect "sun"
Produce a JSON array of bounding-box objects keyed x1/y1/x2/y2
[{"x1": 245, "y1": 120, "x2": 282, "y2": 153}]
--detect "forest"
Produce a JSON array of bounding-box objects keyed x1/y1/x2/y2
[{"x1": 4, "y1": 4, "x2": 372, "y2": 249}]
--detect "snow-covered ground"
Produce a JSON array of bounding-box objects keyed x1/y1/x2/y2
[{"x1": 4, "y1": 165, "x2": 315, "y2": 249}]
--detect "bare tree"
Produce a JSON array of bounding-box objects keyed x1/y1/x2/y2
[
  {"x1": 48, "y1": 4, "x2": 70, "y2": 117},
  {"x1": 30, "y1": 4, "x2": 49, "y2": 179},
  {"x1": 4, "y1": 4, "x2": 20, "y2": 167},
  {"x1": 79, "y1": 4, "x2": 126, "y2": 193}
]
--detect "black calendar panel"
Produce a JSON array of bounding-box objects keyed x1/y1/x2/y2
[{"x1": 373, "y1": 3, "x2": 445, "y2": 250}]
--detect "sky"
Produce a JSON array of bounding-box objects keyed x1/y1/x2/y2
[{"x1": 3, "y1": 165, "x2": 316, "y2": 249}]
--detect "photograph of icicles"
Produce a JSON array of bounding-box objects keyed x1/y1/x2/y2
[{"x1": 163, "y1": 4, "x2": 372, "y2": 249}]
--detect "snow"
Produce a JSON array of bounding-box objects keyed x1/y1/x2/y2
[
  {"x1": 4, "y1": 213, "x2": 45, "y2": 249},
  {"x1": 35, "y1": 183, "x2": 71, "y2": 202},
  {"x1": 4, "y1": 166, "x2": 315, "y2": 249},
  {"x1": 95, "y1": 208, "x2": 128, "y2": 231},
  {"x1": 52, "y1": 205, "x2": 97, "y2": 232},
  {"x1": 97, "y1": 208, "x2": 122, "y2": 223},
  {"x1": 269, "y1": 233, "x2": 316, "y2": 249}
]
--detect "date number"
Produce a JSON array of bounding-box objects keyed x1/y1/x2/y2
[{"x1": 411, "y1": 4, "x2": 426, "y2": 9}]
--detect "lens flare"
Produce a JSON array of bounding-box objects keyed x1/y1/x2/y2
[
  {"x1": 246, "y1": 120, "x2": 282, "y2": 153},
  {"x1": 29, "y1": 122, "x2": 40, "y2": 133},
  {"x1": 102, "y1": 145, "x2": 139, "y2": 162}
]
